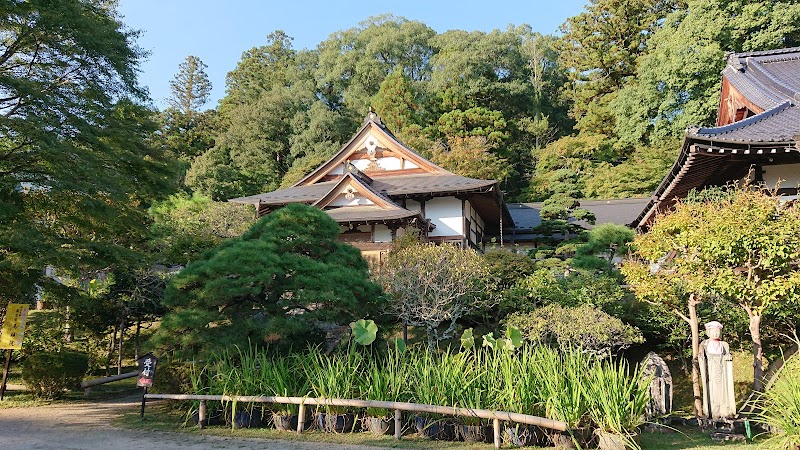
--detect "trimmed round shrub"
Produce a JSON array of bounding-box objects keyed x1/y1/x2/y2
[
  {"x1": 22, "y1": 351, "x2": 89, "y2": 398},
  {"x1": 505, "y1": 304, "x2": 643, "y2": 358}
]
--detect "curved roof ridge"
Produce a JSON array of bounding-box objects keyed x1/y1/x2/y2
[
  {"x1": 735, "y1": 47, "x2": 800, "y2": 59},
  {"x1": 693, "y1": 101, "x2": 793, "y2": 136},
  {"x1": 746, "y1": 59, "x2": 800, "y2": 99}
]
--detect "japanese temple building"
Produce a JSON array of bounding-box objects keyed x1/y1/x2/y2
[
  {"x1": 633, "y1": 46, "x2": 800, "y2": 229},
  {"x1": 230, "y1": 111, "x2": 513, "y2": 262}
]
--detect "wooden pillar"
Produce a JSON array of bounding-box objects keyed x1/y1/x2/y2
[
  {"x1": 394, "y1": 408, "x2": 402, "y2": 440},
  {"x1": 199, "y1": 400, "x2": 207, "y2": 429},
  {"x1": 461, "y1": 198, "x2": 467, "y2": 249},
  {"x1": 493, "y1": 418, "x2": 501, "y2": 449},
  {"x1": 297, "y1": 402, "x2": 305, "y2": 433}
]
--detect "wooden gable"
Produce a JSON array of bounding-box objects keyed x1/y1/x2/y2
[
  {"x1": 294, "y1": 116, "x2": 450, "y2": 186},
  {"x1": 716, "y1": 76, "x2": 765, "y2": 127},
  {"x1": 313, "y1": 172, "x2": 396, "y2": 210}
]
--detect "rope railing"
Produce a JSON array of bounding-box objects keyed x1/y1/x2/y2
[{"x1": 144, "y1": 393, "x2": 568, "y2": 449}]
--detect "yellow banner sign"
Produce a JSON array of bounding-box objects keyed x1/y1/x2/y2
[{"x1": 0, "y1": 304, "x2": 29, "y2": 350}]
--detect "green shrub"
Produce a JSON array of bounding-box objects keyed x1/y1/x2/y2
[
  {"x1": 151, "y1": 360, "x2": 194, "y2": 395},
  {"x1": 758, "y1": 355, "x2": 800, "y2": 448},
  {"x1": 21, "y1": 351, "x2": 89, "y2": 398},
  {"x1": 506, "y1": 304, "x2": 643, "y2": 358},
  {"x1": 509, "y1": 269, "x2": 629, "y2": 317}
]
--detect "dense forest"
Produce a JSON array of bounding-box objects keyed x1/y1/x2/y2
[{"x1": 2, "y1": 0, "x2": 800, "y2": 371}]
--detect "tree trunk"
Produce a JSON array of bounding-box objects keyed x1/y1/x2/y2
[
  {"x1": 748, "y1": 312, "x2": 764, "y2": 392},
  {"x1": 402, "y1": 322, "x2": 408, "y2": 342},
  {"x1": 426, "y1": 327, "x2": 437, "y2": 355},
  {"x1": 117, "y1": 319, "x2": 125, "y2": 376},
  {"x1": 688, "y1": 296, "x2": 703, "y2": 418},
  {"x1": 106, "y1": 323, "x2": 118, "y2": 377},
  {"x1": 134, "y1": 318, "x2": 141, "y2": 361}
]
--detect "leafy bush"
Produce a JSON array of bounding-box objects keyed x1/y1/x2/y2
[
  {"x1": 151, "y1": 361, "x2": 194, "y2": 395},
  {"x1": 757, "y1": 354, "x2": 800, "y2": 448},
  {"x1": 509, "y1": 269, "x2": 629, "y2": 317},
  {"x1": 506, "y1": 304, "x2": 643, "y2": 358},
  {"x1": 22, "y1": 351, "x2": 89, "y2": 398}
]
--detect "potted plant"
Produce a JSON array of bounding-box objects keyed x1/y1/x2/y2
[
  {"x1": 585, "y1": 360, "x2": 649, "y2": 450},
  {"x1": 409, "y1": 347, "x2": 463, "y2": 441},
  {"x1": 360, "y1": 339, "x2": 408, "y2": 435},
  {"x1": 265, "y1": 355, "x2": 311, "y2": 431},
  {"x1": 305, "y1": 347, "x2": 363, "y2": 433},
  {"x1": 499, "y1": 346, "x2": 546, "y2": 447},
  {"x1": 526, "y1": 347, "x2": 591, "y2": 448}
]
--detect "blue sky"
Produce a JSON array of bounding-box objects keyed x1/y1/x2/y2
[{"x1": 118, "y1": 1, "x2": 589, "y2": 109}]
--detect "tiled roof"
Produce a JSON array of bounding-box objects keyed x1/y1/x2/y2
[
  {"x1": 230, "y1": 182, "x2": 335, "y2": 206},
  {"x1": 724, "y1": 47, "x2": 800, "y2": 110},
  {"x1": 691, "y1": 101, "x2": 800, "y2": 143},
  {"x1": 230, "y1": 173, "x2": 496, "y2": 206},
  {"x1": 508, "y1": 198, "x2": 652, "y2": 230},
  {"x1": 634, "y1": 47, "x2": 800, "y2": 229}
]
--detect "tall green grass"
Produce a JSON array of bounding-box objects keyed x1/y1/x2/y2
[
  {"x1": 584, "y1": 359, "x2": 649, "y2": 449},
  {"x1": 304, "y1": 347, "x2": 363, "y2": 414},
  {"x1": 360, "y1": 345, "x2": 410, "y2": 417},
  {"x1": 189, "y1": 341, "x2": 656, "y2": 442},
  {"x1": 757, "y1": 356, "x2": 800, "y2": 449}
]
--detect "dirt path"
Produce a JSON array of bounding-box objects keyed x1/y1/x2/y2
[{"x1": 0, "y1": 394, "x2": 381, "y2": 450}]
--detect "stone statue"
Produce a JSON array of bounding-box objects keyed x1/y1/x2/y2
[
  {"x1": 698, "y1": 321, "x2": 736, "y2": 419},
  {"x1": 641, "y1": 352, "x2": 673, "y2": 418}
]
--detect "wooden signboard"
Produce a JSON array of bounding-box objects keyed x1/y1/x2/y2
[
  {"x1": 0, "y1": 303, "x2": 29, "y2": 400},
  {"x1": 0, "y1": 303, "x2": 29, "y2": 350}
]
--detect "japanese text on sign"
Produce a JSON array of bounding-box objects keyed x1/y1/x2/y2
[
  {"x1": 136, "y1": 353, "x2": 158, "y2": 388},
  {"x1": 0, "y1": 304, "x2": 29, "y2": 350}
]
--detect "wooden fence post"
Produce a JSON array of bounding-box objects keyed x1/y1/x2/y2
[
  {"x1": 394, "y1": 408, "x2": 402, "y2": 440},
  {"x1": 199, "y1": 400, "x2": 206, "y2": 429},
  {"x1": 493, "y1": 417, "x2": 501, "y2": 449},
  {"x1": 297, "y1": 401, "x2": 305, "y2": 433}
]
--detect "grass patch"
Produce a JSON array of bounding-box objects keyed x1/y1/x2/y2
[
  {"x1": 0, "y1": 375, "x2": 140, "y2": 409},
  {"x1": 640, "y1": 428, "x2": 760, "y2": 450}
]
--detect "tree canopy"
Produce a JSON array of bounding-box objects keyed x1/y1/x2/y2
[
  {"x1": 623, "y1": 186, "x2": 800, "y2": 393},
  {"x1": 156, "y1": 204, "x2": 384, "y2": 357}
]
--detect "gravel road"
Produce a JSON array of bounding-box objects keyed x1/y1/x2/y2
[{"x1": 0, "y1": 394, "x2": 382, "y2": 450}]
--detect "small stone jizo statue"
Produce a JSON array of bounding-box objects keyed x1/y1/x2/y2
[
  {"x1": 641, "y1": 352, "x2": 673, "y2": 418},
  {"x1": 698, "y1": 321, "x2": 736, "y2": 419}
]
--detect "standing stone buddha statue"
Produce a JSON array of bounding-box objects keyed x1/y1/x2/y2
[{"x1": 698, "y1": 321, "x2": 736, "y2": 419}]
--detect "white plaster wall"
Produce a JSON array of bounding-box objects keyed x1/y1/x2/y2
[
  {"x1": 426, "y1": 197, "x2": 464, "y2": 237},
  {"x1": 763, "y1": 163, "x2": 800, "y2": 189},
  {"x1": 374, "y1": 224, "x2": 392, "y2": 242},
  {"x1": 348, "y1": 156, "x2": 418, "y2": 172},
  {"x1": 406, "y1": 199, "x2": 421, "y2": 212},
  {"x1": 330, "y1": 164, "x2": 344, "y2": 175},
  {"x1": 377, "y1": 156, "x2": 403, "y2": 170},
  {"x1": 351, "y1": 159, "x2": 371, "y2": 171}
]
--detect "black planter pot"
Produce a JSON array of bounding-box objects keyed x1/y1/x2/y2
[
  {"x1": 319, "y1": 412, "x2": 357, "y2": 433},
  {"x1": 414, "y1": 415, "x2": 456, "y2": 441},
  {"x1": 272, "y1": 412, "x2": 311, "y2": 431},
  {"x1": 365, "y1": 416, "x2": 394, "y2": 435},
  {"x1": 191, "y1": 409, "x2": 224, "y2": 427},
  {"x1": 459, "y1": 424, "x2": 492, "y2": 443},
  {"x1": 230, "y1": 408, "x2": 265, "y2": 428},
  {"x1": 503, "y1": 424, "x2": 543, "y2": 447}
]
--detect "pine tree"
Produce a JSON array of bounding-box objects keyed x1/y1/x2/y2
[{"x1": 168, "y1": 55, "x2": 212, "y2": 115}]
